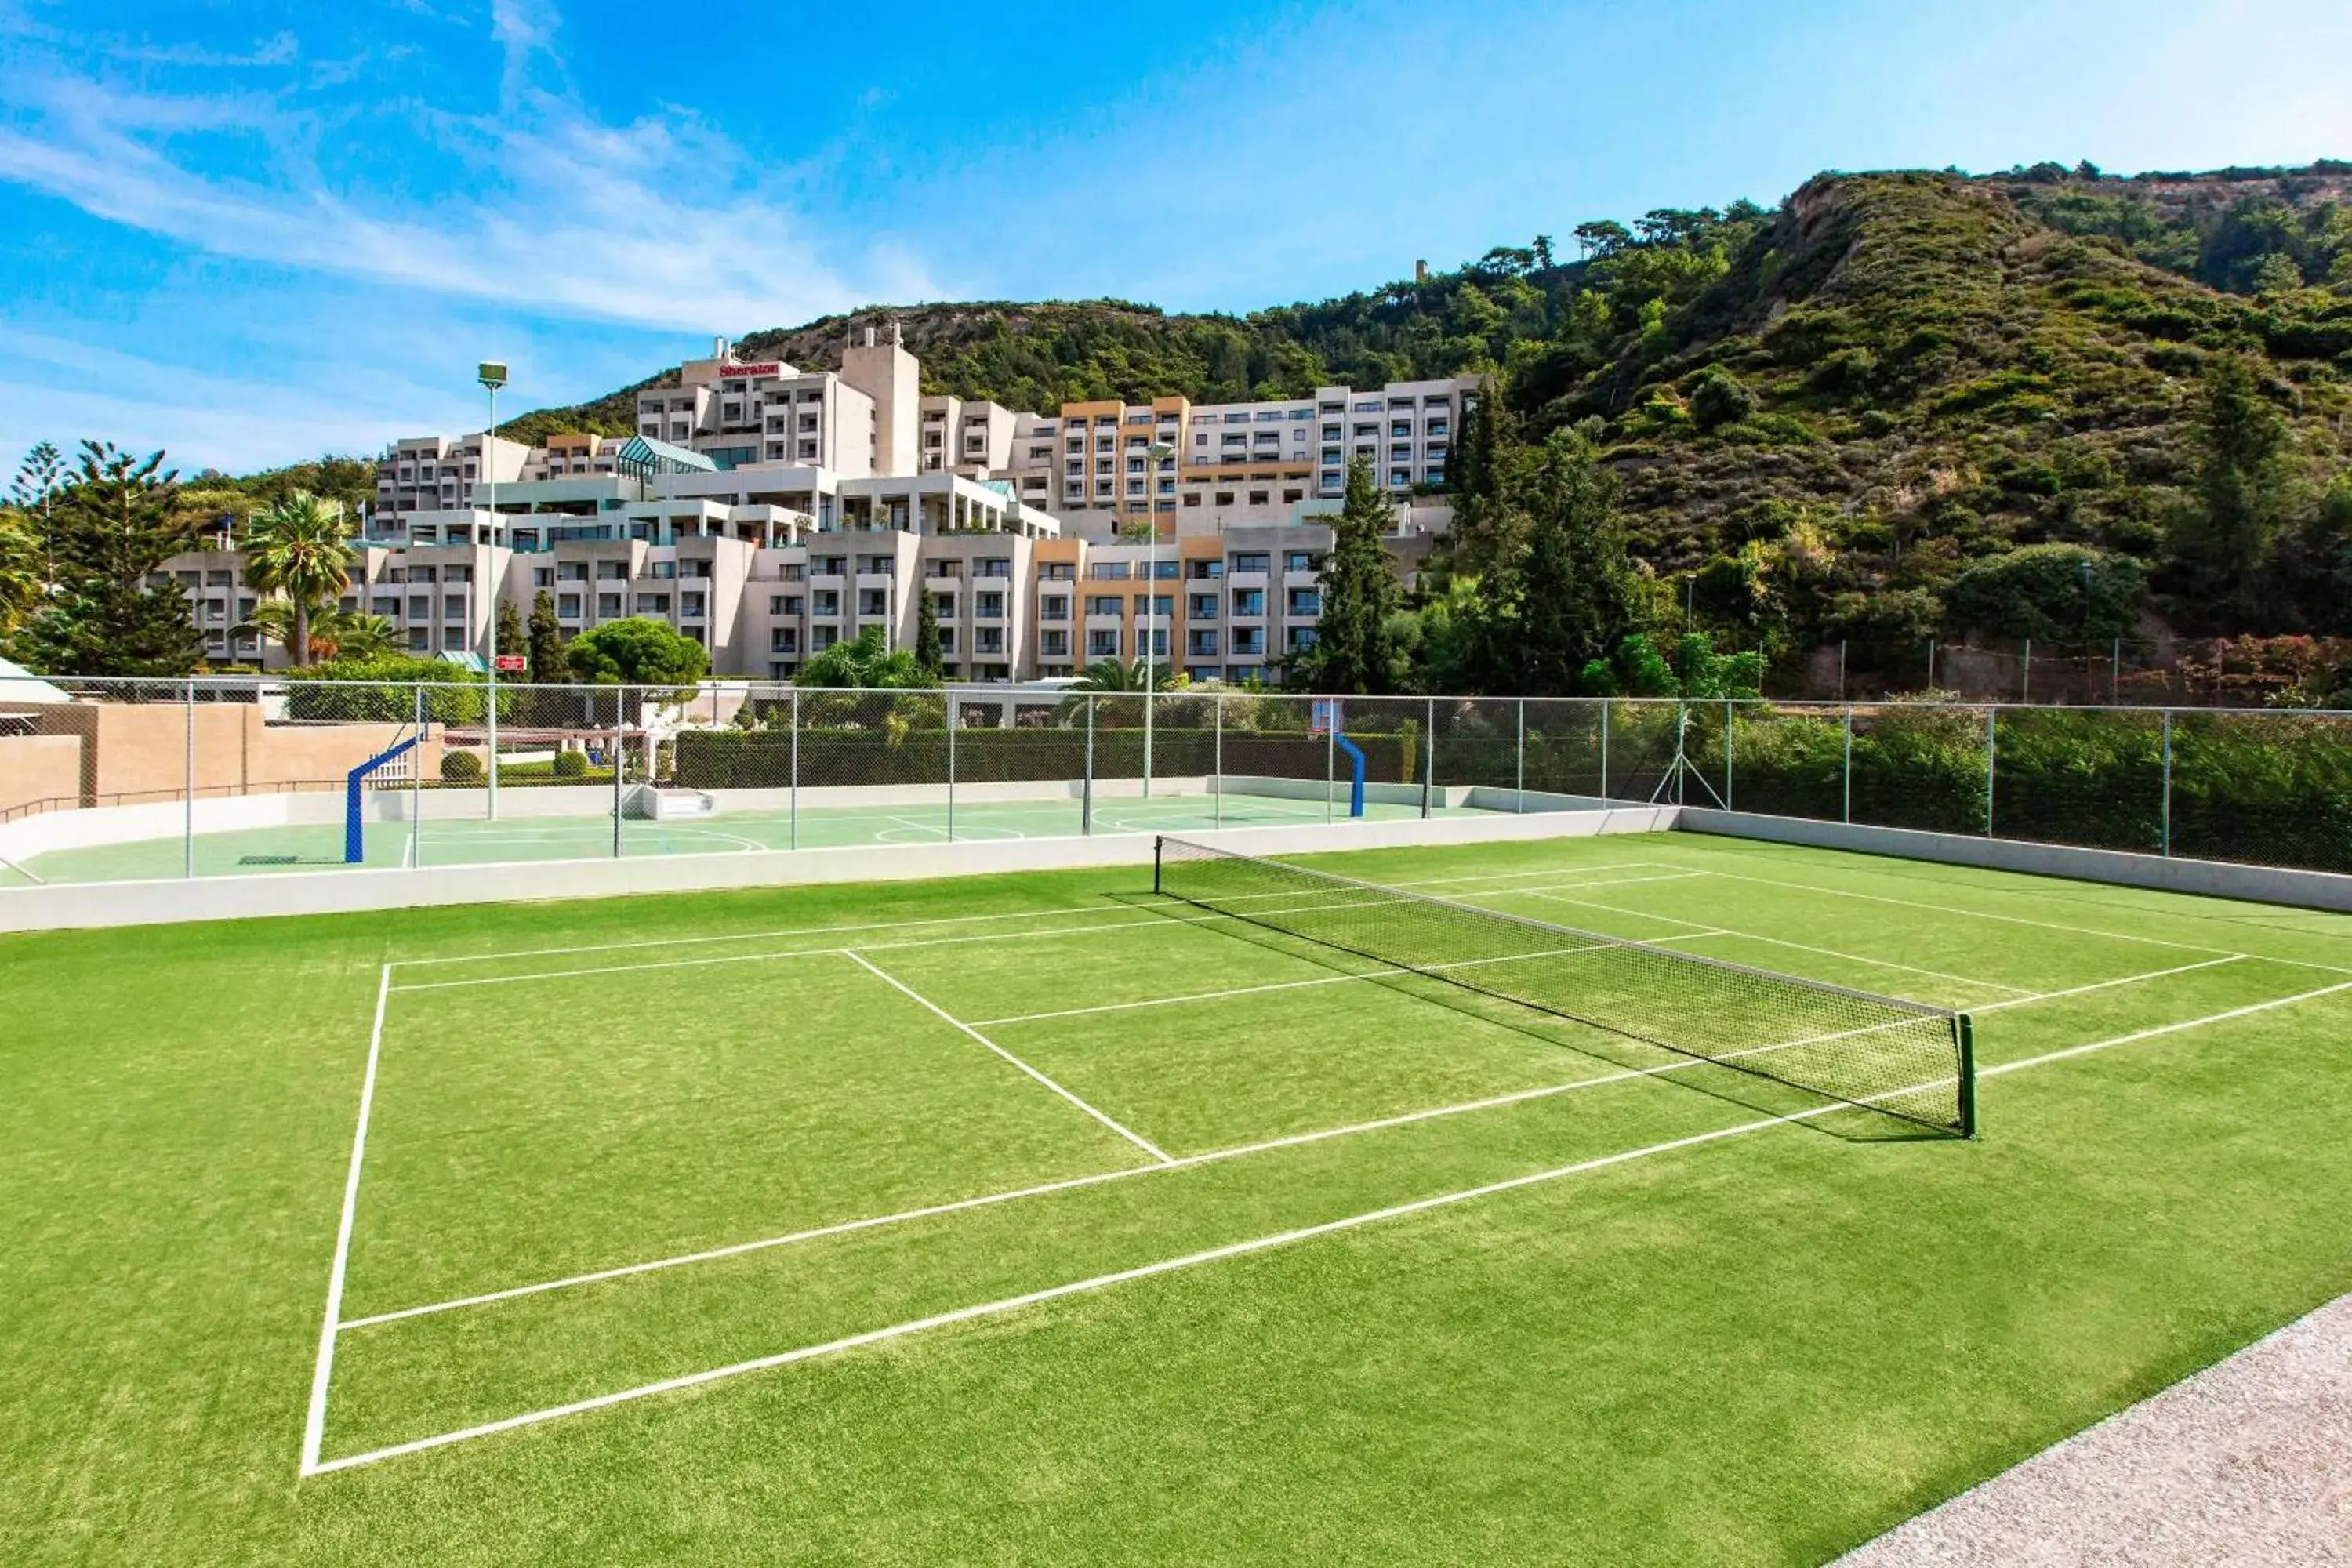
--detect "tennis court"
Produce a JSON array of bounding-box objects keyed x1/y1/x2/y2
[
  {"x1": 299, "y1": 832, "x2": 2348, "y2": 1485},
  {"x1": 0, "y1": 786, "x2": 1508, "y2": 886},
  {"x1": 11, "y1": 827, "x2": 2352, "y2": 1563}
]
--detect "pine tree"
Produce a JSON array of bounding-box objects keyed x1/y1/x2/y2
[
  {"x1": 914, "y1": 583, "x2": 944, "y2": 678},
  {"x1": 8, "y1": 442, "x2": 204, "y2": 676},
  {"x1": 1294, "y1": 459, "x2": 1402, "y2": 693},
  {"x1": 526, "y1": 590, "x2": 566, "y2": 682},
  {"x1": 1509, "y1": 430, "x2": 1637, "y2": 695}
]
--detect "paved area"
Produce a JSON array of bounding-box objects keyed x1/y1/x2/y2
[{"x1": 1838, "y1": 1294, "x2": 2352, "y2": 1566}]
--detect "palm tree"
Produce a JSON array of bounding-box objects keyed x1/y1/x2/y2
[
  {"x1": 241, "y1": 490, "x2": 356, "y2": 667},
  {"x1": 308, "y1": 606, "x2": 397, "y2": 662},
  {"x1": 1067, "y1": 656, "x2": 1179, "y2": 693}
]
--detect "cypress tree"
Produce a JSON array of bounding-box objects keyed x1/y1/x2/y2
[
  {"x1": 914, "y1": 583, "x2": 945, "y2": 677},
  {"x1": 1296, "y1": 459, "x2": 1402, "y2": 693},
  {"x1": 1511, "y1": 430, "x2": 1636, "y2": 695},
  {"x1": 526, "y1": 590, "x2": 567, "y2": 681}
]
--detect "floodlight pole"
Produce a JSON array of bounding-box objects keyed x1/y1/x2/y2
[{"x1": 479, "y1": 361, "x2": 508, "y2": 822}]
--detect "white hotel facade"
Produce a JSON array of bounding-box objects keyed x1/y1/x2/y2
[{"x1": 165, "y1": 327, "x2": 1473, "y2": 683}]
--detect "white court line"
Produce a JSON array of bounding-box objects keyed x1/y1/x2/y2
[
  {"x1": 1496, "y1": 887, "x2": 2035, "y2": 997},
  {"x1": 337, "y1": 988, "x2": 1940, "y2": 1334},
  {"x1": 1969, "y1": 956, "x2": 2247, "y2": 1013},
  {"x1": 299, "y1": 965, "x2": 390, "y2": 1478},
  {"x1": 969, "y1": 941, "x2": 1626, "y2": 1027},
  {"x1": 1979, "y1": 980, "x2": 2352, "y2": 1075},
  {"x1": 382, "y1": 872, "x2": 1698, "y2": 993},
  {"x1": 339, "y1": 952, "x2": 2264, "y2": 1331},
  {"x1": 382, "y1": 862, "x2": 1682, "y2": 970},
  {"x1": 844, "y1": 950, "x2": 1174, "y2": 1166},
  {"x1": 306, "y1": 1101, "x2": 1854, "y2": 1475},
  {"x1": 307, "y1": 971, "x2": 2352, "y2": 1475},
  {"x1": 1685, "y1": 863, "x2": 2245, "y2": 957}
]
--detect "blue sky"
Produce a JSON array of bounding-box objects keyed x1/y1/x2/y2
[{"x1": 2, "y1": 0, "x2": 2348, "y2": 474}]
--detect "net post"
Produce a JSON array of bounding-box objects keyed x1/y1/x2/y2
[
  {"x1": 1957, "y1": 1014, "x2": 1978, "y2": 1139},
  {"x1": 1152, "y1": 834, "x2": 1163, "y2": 895}
]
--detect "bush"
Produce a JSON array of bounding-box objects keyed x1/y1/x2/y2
[
  {"x1": 551, "y1": 749, "x2": 587, "y2": 778},
  {"x1": 440, "y1": 750, "x2": 482, "y2": 782},
  {"x1": 1941, "y1": 543, "x2": 2143, "y2": 641},
  {"x1": 1688, "y1": 367, "x2": 1759, "y2": 431}
]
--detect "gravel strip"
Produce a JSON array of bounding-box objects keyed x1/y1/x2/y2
[{"x1": 1835, "y1": 1293, "x2": 2352, "y2": 1567}]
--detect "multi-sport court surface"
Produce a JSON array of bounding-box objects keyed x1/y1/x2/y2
[
  {"x1": 0, "y1": 788, "x2": 1491, "y2": 886},
  {"x1": 7, "y1": 829, "x2": 2352, "y2": 1563}
]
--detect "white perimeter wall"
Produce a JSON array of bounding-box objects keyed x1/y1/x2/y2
[
  {"x1": 1677, "y1": 808, "x2": 2352, "y2": 915},
  {"x1": 0, "y1": 804, "x2": 1679, "y2": 932}
]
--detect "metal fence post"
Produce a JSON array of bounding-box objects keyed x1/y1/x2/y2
[
  {"x1": 1838, "y1": 639, "x2": 1847, "y2": 702},
  {"x1": 1324, "y1": 713, "x2": 1335, "y2": 826},
  {"x1": 412, "y1": 684, "x2": 425, "y2": 869},
  {"x1": 1082, "y1": 694, "x2": 1094, "y2": 836},
  {"x1": 611, "y1": 688, "x2": 624, "y2": 858},
  {"x1": 1723, "y1": 699, "x2": 1734, "y2": 812},
  {"x1": 1599, "y1": 700, "x2": 1610, "y2": 800},
  {"x1": 1984, "y1": 707, "x2": 1998, "y2": 837},
  {"x1": 183, "y1": 676, "x2": 196, "y2": 879},
  {"x1": 946, "y1": 691, "x2": 956, "y2": 843},
  {"x1": 1842, "y1": 705, "x2": 1853, "y2": 824},
  {"x1": 1423, "y1": 695, "x2": 1436, "y2": 819},
  {"x1": 2160, "y1": 709, "x2": 2172, "y2": 857},
  {"x1": 1515, "y1": 698, "x2": 1526, "y2": 814},
  {"x1": 2020, "y1": 637, "x2": 2031, "y2": 704},
  {"x1": 2111, "y1": 638, "x2": 2122, "y2": 703},
  {"x1": 1212, "y1": 691, "x2": 1223, "y2": 829},
  {"x1": 1926, "y1": 637, "x2": 1936, "y2": 691},
  {"x1": 789, "y1": 685, "x2": 800, "y2": 851}
]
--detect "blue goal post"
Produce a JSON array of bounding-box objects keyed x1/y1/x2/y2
[{"x1": 345, "y1": 725, "x2": 426, "y2": 863}]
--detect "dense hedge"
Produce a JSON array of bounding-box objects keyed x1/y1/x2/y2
[
  {"x1": 1712, "y1": 704, "x2": 2352, "y2": 872},
  {"x1": 671, "y1": 728, "x2": 1411, "y2": 791}
]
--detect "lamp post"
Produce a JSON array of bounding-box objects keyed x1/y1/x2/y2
[
  {"x1": 1142, "y1": 440, "x2": 1174, "y2": 798},
  {"x1": 479, "y1": 361, "x2": 507, "y2": 821}
]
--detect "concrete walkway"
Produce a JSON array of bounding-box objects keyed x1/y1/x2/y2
[{"x1": 1837, "y1": 1294, "x2": 2352, "y2": 1566}]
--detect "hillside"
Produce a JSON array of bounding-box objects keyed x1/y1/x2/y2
[{"x1": 503, "y1": 163, "x2": 2352, "y2": 637}]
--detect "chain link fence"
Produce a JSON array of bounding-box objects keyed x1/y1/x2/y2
[{"x1": 5, "y1": 673, "x2": 2351, "y2": 885}]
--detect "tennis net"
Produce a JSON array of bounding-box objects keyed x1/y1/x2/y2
[{"x1": 1153, "y1": 837, "x2": 1975, "y2": 1137}]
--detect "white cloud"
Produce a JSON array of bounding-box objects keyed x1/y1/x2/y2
[{"x1": 0, "y1": 4, "x2": 948, "y2": 336}]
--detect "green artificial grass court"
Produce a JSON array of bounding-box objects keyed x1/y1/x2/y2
[
  {"x1": 5, "y1": 829, "x2": 2351, "y2": 1564},
  {"x1": 0, "y1": 787, "x2": 1495, "y2": 886}
]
